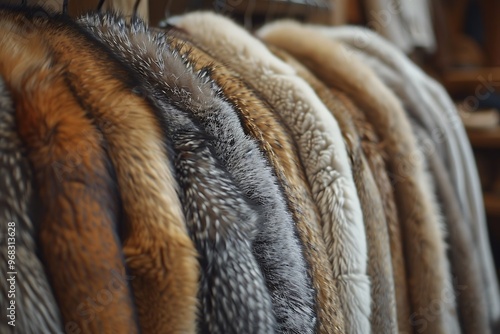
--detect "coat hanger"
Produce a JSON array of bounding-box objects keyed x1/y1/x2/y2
[
  {"x1": 97, "y1": 0, "x2": 106, "y2": 11},
  {"x1": 244, "y1": 0, "x2": 256, "y2": 30}
]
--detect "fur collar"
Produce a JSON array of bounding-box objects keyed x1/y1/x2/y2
[
  {"x1": 0, "y1": 14, "x2": 139, "y2": 333},
  {"x1": 258, "y1": 20, "x2": 460, "y2": 334},
  {"x1": 79, "y1": 12, "x2": 277, "y2": 333},
  {"x1": 169, "y1": 12, "x2": 370, "y2": 334},
  {"x1": 0, "y1": 6, "x2": 200, "y2": 333},
  {"x1": 165, "y1": 31, "x2": 346, "y2": 334}
]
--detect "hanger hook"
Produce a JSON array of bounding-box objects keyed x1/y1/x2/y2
[
  {"x1": 132, "y1": 0, "x2": 141, "y2": 21},
  {"x1": 97, "y1": 0, "x2": 106, "y2": 11},
  {"x1": 62, "y1": 0, "x2": 69, "y2": 15}
]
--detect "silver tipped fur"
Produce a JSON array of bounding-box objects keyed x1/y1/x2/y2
[
  {"x1": 79, "y1": 13, "x2": 316, "y2": 333},
  {"x1": 79, "y1": 13, "x2": 277, "y2": 333}
]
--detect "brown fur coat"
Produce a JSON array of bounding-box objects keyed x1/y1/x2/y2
[
  {"x1": 0, "y1": 6, "x2": 199, "y2": 333},
  {"x1": 412, "y1": 120, "x2": 489, "y2": 334},
  {"x1": 337, "y1": 92, "x2": 413, "y2": 334},
  {"x1": 0, "y1": 75, "x2": 63, "y2": 333},
  {"x1": 0, "y1": 12, "x2": 138, "y2": 333}
]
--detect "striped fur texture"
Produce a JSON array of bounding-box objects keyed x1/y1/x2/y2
[
  {"x1": 270, "y1": 46, "x2": 398, "y2": 334},
  {"x1": 0, "y1": 6, "x2": 200, "y2": 333},
  {"x1": 163, "y1": 31, "x2": 345, "y2": 334},
  {"x1": 169, "y1": 12, "x2": 370, "y2": 334},
  {"x1": 79, "y1": 13, "x2": 276, "y2": 333},
  {"x1": 0, "y1": 76, "x2": 63, "y2": 333},
  {"x1": 258, "y1": 20, "x2": 460, "y2": 334},
  {"x1": 0, "y1": 13, "x2": 138, "y2": 333}
]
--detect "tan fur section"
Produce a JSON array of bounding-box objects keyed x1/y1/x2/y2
[
  {"x1": 0, "y1": 9, "x2": 199, "y2": 333},
  {"x1": 413, "y1": 122, "x2": 490, "y2": 334},
  {"x1": 0, "y1": 22, "x2": 137, "y2": 333},
  {"x1": 271, "y1": 46, "x2": 398, "y2": 334},
  {"x1": 337, "y1": 93, "x2": 413, "y2": 334},
  {"x1": 259, "y1": 21, "x2": 459, "y2": 334},
  {"x1": 167, "y1": 33, "x2": 345, "y2": 334}
]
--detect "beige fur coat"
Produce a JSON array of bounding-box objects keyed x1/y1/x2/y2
[
  {"x1": 258, "y1": 20, "x2": 460, "y2": 334},
  {"x1": 270, "y1": 46, "x2": 398, "y2": 334}
]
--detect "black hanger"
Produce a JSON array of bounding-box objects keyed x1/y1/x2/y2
[
  {"x1": 132, "y1": 0, "x2": 141, "y2": 21},
  {"x1": 97, "y1": 0, "x2": 106, "y2": 11},
  {"x1": 62, "y1": 0, "x2": 68, "y2": 14}
]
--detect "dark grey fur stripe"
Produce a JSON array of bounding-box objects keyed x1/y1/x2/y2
[
  {"x1": 0, "y1": 76, "x2": 63, "y2": 333},
  {"x1": 78, "y1": 13, "x2": 276, "y2": 333}
]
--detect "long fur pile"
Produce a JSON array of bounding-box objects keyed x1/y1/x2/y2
[
  {"x1": 412, "y1": 120, "x2": 489, "y2": 334},
  {"x1": 271, "y1": 46, "x2": 397, "y2": 333},
  {"x1": 316, "y1": 26, "x2": 500, "y2": 330},
  {"x1": 169, "y1": 12, "x2": 370, "y2": 334},
  {"x1": 0, "y1": 6, "x2": 200, "y2": 333},
  {"x1": 340, "y1": 91, "x2": 412, "y2": 334},
  {"x1": 0, "y1": 76, "x2": 63, "y2": 333},
  {"x1": 79, "y1": 13, "x2": 277, "y2": 333},
  {"x1": 258, "y1": 20, "x2": 460, "y2": 334},
  {"x1": 0, "y1": 15, "x2": 139, "y2": 333},
  {"x1": 157, "y1": 30, "x2": 318, "y2": 334},
  {"x1": 163, "y1": 31, "x2": 345, "y2": 334}
]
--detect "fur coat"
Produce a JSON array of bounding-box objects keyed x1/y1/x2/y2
[
  {"x1": 79, "y1": 12, "x2": 276, "y2": 333},
  {"x1": 271, "y1": 46, "x2": 397, "y2": 334},
  {"x1": 412, "y1": 120, "x2": 490, "y2": 334},
  {"x1": 169, "y1": 12, "x2": 370, "y2": 334},
  {"x1": 339, "y1": 90, "x2": 412, "y2": 334},
  {"x1": 315, "y1": 27, "x2": 500, "y2": 329},
  {"x1": 258, "y1": 20, "x2": 460, "y2": 334},
  {"x1": 0, "y1": 5, "x2": 200, "y2": 333},
  {"x1": 0, "y1": 13, "x2": 139, "y2": 333},
  {"x1": 0, "y1": 75, "x2": 63, "y2": 333},
  {"x1": 162, "y1": 30, "x2": 345, "y2": 334},
  {"x1": 158, "y1": 28, "x2": 318, "y2": 334}
]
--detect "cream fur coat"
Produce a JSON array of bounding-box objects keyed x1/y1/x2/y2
[
  {"x1": 318, "y1": 26, "x2": 499, "y2": 331},
  {"x1": 271, "y1": 46, "x2": 398, "y2": 334},
  {"x1": 258, "y1": 21, "x2": 460, "y2": 334}
]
